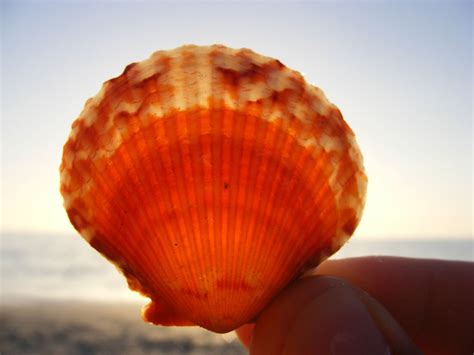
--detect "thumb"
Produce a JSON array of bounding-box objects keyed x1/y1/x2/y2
[{"x1": 241, "y1": 276, "x2": 420, "y2": 355}]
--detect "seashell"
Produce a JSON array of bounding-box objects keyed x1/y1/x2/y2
[{"x1": 60, "y1": 44, "x2": 367, "y2": 333}]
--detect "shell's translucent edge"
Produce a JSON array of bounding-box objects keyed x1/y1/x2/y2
[{"x1": 59, "y1": 44, "x2": 367, "y2": 333}]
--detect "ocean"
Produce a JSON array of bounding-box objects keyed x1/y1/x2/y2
[
  {"x1": 1, "y1": 233, "x2": 472, "y2": 354},
  {"x1": 1, "y1": 232, "x2": 472, "y2": 303}
]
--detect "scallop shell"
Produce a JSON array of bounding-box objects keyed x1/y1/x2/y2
[{"x1": 60, "y1": 44, "x2": 367, "y2": 333}]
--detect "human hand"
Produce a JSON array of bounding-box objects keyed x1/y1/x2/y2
[{"x1": 236, "y1": 256, "x2": 473, "y2": 355}]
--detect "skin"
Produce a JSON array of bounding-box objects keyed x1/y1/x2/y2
[{"x1": 236, "y1": 256, "x2": 474, "y2": 355}]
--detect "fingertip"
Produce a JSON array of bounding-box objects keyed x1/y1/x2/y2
[
  {"x1": 250, "y1": 276, "x2": 347, "y2": 354},
  {"x1": 280, "y1": 285, "x2": 388, "y2": 355},
  {"x1": 249, "y1": 275, "x2": 420, "y2": 355}
]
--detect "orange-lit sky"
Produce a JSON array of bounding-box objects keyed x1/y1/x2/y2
[{"x1": 1, "y1": 1, "x2": 472, "y2": 239}]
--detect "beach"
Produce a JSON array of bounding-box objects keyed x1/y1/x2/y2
[
  {"x1": 1, "y1": 233, "x2": 471, "y2": 354},
  {"x1": 0, "y1": 301, "x2": 246, "y2": 355}
]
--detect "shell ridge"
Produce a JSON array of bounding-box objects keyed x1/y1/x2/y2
[
  {"x1": 71, "y1": 143, "x2": 129, "y2": 246},
  {"x1": 181, "y1": 48, "x2": 212, "y2": 322},
  {"x1": 227, "y1": 110, "x2": 246, "y2": 317},
  {"x1": 121, "y1": 118, "x2": 175, "y2": 298},
  {"x1": 238, "y1": 109, "x2": 274, "y2": 322},
  {"x1": 206, "y1": 53, "x2": 225, "y2": 310},
  {"x1": 177, "y1": 50, "x2": 210, "y2": 312},
  {"x1": 219, "y1": 110, "x2": 232, "y2": 315},
  {"x1": 207, "y1": 47, "x2": 227, "y2": 292},
  {"x1": 215, "y1": 48, "x2": 248, "y2": 312},
  {"x1": 248, "y1": 126, "x2": 294, "y2": 295},
  {"x1": 148, "y1": 119, "x2": 197, "y2": 306},
  {"x1": 156, "y1": 117, "x2": 198, "y2": 308},
  {"x1": 273, "y1": 156, "x2": 322, "y2": 274},
  {"x1": 185, "y1": 110, "x2": 209, "y2": 308},
  {"x1": 167, "y1": 111, "x2": 205, "y2": 317},
  {"x1": 255, "y1": 133, "x2": 306, "y2": 288},
  {"x1": 228, "y1": 55, "x2": 272, "y2": 316},
  {"x1": 127, "y1": 118, "x2": 184, "y2": 302},
  {"x1": 198, "y1": 113, "x2": 218, "y2": 318},
  {"x1": 81, "y1": 156, "x2": 122, "y2": 245},
  {"x1": 229, "y1": 106, "x2": 259, "y2": 319},
  {"x1": 197, "y1": 113, "x2": 216, "y2": 315},
  {"x1": 84, "y1": 147, "x2": 160, "y2": 299},
  {"x1": 239, "y1": 106, "x2": 267, "y2": 292},
  {"x1": 241, "y1": 84, "x2": 287, "y2": 296},
  {"x1": 282, "y1": 162, "x2": 338, "y2": 272},
  {"x1": 227, "y1": 65, "x2": 257, "y2": 314},
  {"x1": 225, "y1": 108, "x2": 246, "y2": 314},
  {"x1": 210, "y1": 110, "x2": 223, "y2": 304},
  {"x1": 331, "y1": 168, "x2": 365, "y2": 252},
  {"x1": 243, "y1": 115, "x2": 271, "y2": 303},
  {"x1": 298, "y1": 156, "x2": 338, "y2": 245},
  {"x1": 108, "y1": 130, "x2": 168, "y2": 289}
]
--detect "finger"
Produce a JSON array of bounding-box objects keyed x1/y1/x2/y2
[
  {"x1": 315, "y1": 256, "x2": 474, "y2": 354},
  {"x1": 351, "y1": 286, "x2": 420, "y2": 355},
  {"x1": 249, "y1": 276, "x2": 420, "y2": 355},
  {"x1": 250, "y1": 276, "x2": 345, "y2": 354}
]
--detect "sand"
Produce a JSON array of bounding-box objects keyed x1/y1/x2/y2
[{"x1": 0, "y1": 301, "x2": 246, "y2": 355}]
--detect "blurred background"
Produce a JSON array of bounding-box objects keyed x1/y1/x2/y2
[{"x1": 1, "y1": 1, "x2": 472, "y2": 354}]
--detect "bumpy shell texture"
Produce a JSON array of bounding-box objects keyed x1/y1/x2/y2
[{"x1": 60, "y1": 44, "x2": 367, "y2": 333}]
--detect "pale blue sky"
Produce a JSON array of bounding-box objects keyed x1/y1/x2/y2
[{"x1": 1, "y1": 1, "x2": 472, "y2": 239}]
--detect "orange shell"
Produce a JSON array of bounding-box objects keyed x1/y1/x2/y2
[{"x1": 60, "y1": 45, "x2": 367, "y2": 333}]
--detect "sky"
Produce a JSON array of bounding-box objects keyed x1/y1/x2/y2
[{"x1": 1, "y1": 1, "x2": 472, "y2": 239}]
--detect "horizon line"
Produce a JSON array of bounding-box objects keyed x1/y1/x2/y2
[{"x1": 1, "y1": 229, "x2": 472, "y2": 241}]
